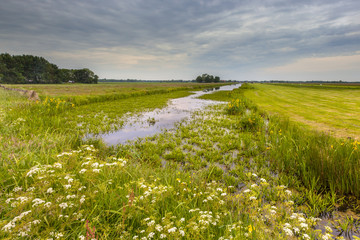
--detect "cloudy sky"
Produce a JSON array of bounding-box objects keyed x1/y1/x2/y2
[{"x1": 1, "y1": 0, "x2": 359, "y2": 81}]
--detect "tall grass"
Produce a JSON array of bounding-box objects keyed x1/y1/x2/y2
[{"x1": 267, "y1": 115, "x2": 360, "y2": 197}]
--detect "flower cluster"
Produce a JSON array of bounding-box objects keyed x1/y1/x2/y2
[{"x1": 1, "y1": 145, "x2": 128, "y2": 239}]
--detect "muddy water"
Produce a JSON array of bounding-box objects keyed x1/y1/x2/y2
[{"x1": 100, "y1": 83, "x2": 242, "y2": 145}]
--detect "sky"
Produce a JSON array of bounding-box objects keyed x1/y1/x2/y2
[{"x1": 1, "y1": 0, "x2": 359, "y2": 81}]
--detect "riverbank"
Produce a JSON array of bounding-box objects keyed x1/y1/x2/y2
[{"x1": 0, "y1": 83, "x2": 359, "y2": 239}]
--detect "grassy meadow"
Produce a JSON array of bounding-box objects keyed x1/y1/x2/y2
[
  {"x1": 242, "y1": 83, "x2": 360, "y2": 140},
  {"x1": 4, "y1": 82, "x2": 230, "y2": 106},
  {"x1": 1, "y1": 82, "x2": 360, "y2": 239}
]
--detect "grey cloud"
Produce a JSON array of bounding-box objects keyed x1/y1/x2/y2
[{"x1": 0, "y1": 0, "x2": 359, "y2": 80}]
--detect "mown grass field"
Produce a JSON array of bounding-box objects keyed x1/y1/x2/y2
[
  {"x1": 242, "y1": 83, "x2": 360, "y2": 140},
  {"x1": 1, "y1": 83, "x2": 359, "y2": 239}
]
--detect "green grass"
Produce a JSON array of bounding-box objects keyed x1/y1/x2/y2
[
  {"x1": 3, "y1": 82, "x2": 232, "y2": 106},
  {"x1": 1, "y1": 83, "x2": 359, "y2": 239},
  {"x1": 243, "y1": 83, "x2": 360, "y2": 139}
]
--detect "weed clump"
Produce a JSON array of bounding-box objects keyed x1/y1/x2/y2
[{"x1": 238, "y1": 112, "x2": 264, "y2": 132}]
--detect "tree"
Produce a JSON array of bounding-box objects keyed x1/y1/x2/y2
[
  {"x1": 195, "y1": 73, "x2": 220, "y2": 83},
  {"x1": 0, "y1": 53, "x2": 99, "y2": 84},
  {"x1": 73, "y1": 68, "x2": 98, "y2": 84}
]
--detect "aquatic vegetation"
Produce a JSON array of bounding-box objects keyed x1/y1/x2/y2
[{"x1": 1, "y1": 83, "x2": 360, "y2": 239}]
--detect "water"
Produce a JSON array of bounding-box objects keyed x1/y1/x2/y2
[{"x1": 99, "y1": 83, "x2": 242, "y2": 145}]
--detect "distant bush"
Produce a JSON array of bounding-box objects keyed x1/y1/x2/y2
[
  {"x1": 240, "y1": 83, "x2": 254, "y2": 89},
  {"x1": 195, "y1": 73, "x2": 220, "y2": 83}
]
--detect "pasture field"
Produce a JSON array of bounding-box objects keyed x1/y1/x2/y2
[
  {"x1": 0, "y1": 83, "x2": 359, "y2": 239},
  {"x1": 3, "y1": 82, "x2": 230, "y2": 106},
  {"x1": 243, "y1": 83, "x2": 360, "y2": 140}
]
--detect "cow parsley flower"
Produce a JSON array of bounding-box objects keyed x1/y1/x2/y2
[{"x1": 47, "y1": 187, "x2": 54, "y2": 194}]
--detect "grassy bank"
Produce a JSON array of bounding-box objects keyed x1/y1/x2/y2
[
  {"x1": 202, "y1": 84, "x2": 360, "y2": 197},
  {"x1": 3, "y1": 82, "x2": 231, "y2": 106},
  {"x1": 1, "y1": 84, "x2": 359, "y2": 239},
  {"x1": 242, "y1": 83, "x2": 360, "y2": 139}
]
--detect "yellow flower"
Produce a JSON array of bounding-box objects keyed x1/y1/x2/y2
[{"x1": 248, "y1": 224, "x2": 255, "y2": 233}]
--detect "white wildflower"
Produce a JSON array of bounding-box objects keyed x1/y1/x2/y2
[
  {"x1": 249, "y1": 196, "x2": 257, "y2": 201},
  {"x1": 53, "y1": 163, "x2": 62, "y2": 168},
  {"x1": 59, "y1": 202, "x2": 68, "y2": 209},
  {"x1": 32, "y1": 198, "x2": 45, "y2": 207},
  {"x1": 155, "y1": 224, "x2": 163, "y2": 232},
  {"x1": 147, "y1": 220, "x2": 155, "y2": 226},
  {"x1": 66, "y1": 194, "x2": 76, "y2": 199},
  {"x1": 14, "y1": 187, "x2": 22, "y2": 192},
  {"x1": 298, "y1": 217, "x2": 306, "y2": 222},
  {"x1": 64, "y1": 184, "x2": 72, "y2": 189},
  {"x1": 92, "y1": 168, "x2": 100, "y2": 173},
  {"x1": 80, "y1": 195, "x2": 86, "y2": 204},
  {"x1": 17, "y1": 196, "x2": 29, "y2": 203},
  {"x1": 47, "y1": 187, "x2": 54, "y2": 194},
  {"x1": 284, "y1": 223, "x2": 292, "y2": 228},
  {"x1": 81, "y1": 161, "x2": 90, "y2": 166},
  {"x1": 2, "y1": 221, "x2": 15, "y2": 232},
  {"x1": 322, "y1": 233, "x2": 332, "y2": 240},
  {"x1": 55, "y1": 232, "x2": 64, "y2": 238},
  {"x1": 285, "y1": 190, "x2": 292, "y2": 196},
  {"x1": 26, "y1": 167, "x2": 41, "y2": 177},
  {"x1": 300, "y1": 223, "x2": 308, "y2": 229},
  {"x1": 283, "y1": 227, "x2": 293, "y2": 236},
  {"x1": 302, "y1": 233, "x2": 310, "y2": 240},
  {"x1": 168, "y1": 227, "x2": 177, "y2": 233},
  {"x1": 32, "y1": 220, "x2": 41, "y2": 225}
]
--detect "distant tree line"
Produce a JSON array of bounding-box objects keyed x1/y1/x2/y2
[
  {"x1": 195, "y1": 74, "x2": 220, "y2": 83},
  {"x1": 0, "y1": 53, "x2": 98, "y2": 84}
]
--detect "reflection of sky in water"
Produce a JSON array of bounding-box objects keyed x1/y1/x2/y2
[{"x1": 101, "y1": 83, "x2": 242, "y2": 145}]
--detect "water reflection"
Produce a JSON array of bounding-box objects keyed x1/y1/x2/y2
[{"x1": 100, "y1": 83, "x2": 242, "y2": 145}]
